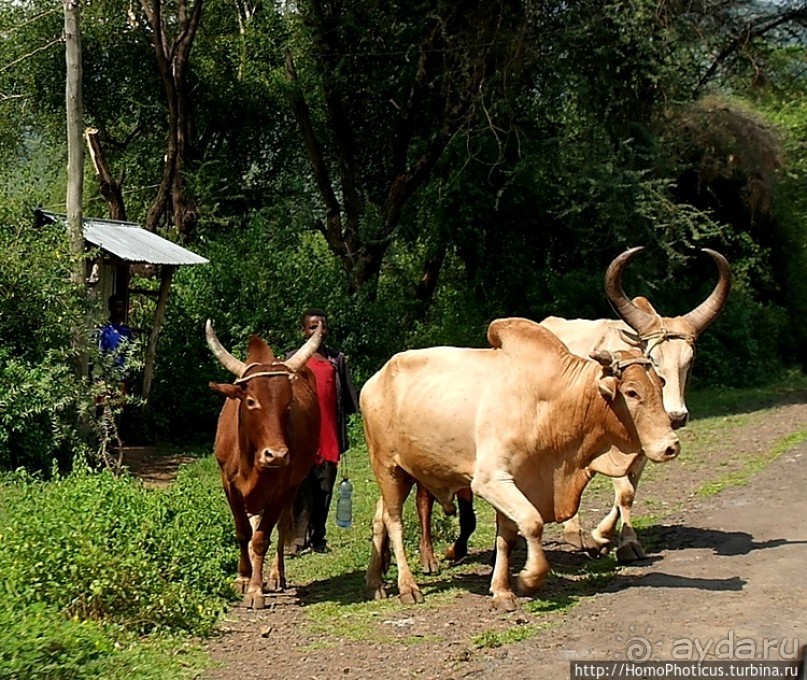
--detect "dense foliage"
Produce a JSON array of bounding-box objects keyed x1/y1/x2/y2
[
  {"x1": 0, "y1": 458, "x2": 234, "y2": 678},
  {"x1": 0, "y1": 2, "x2": 804, "y2": 439}
]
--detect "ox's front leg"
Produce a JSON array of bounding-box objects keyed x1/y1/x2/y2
[
  {"x1": 224, "y1": 486, "x2": 253, "y2": 594},
  {"x1": 471, "y1": 468, "x2": 550, "y2": 601},
  {"x1": 489, "y1": 513, "x2": 519, "y2": 611},
  {"x1": 244, "y1": 512, "x2": 273, "y2": 609},
  {"x1": 415, "y1": 482, "x2": 441, "y2": 574},
  {"x1": 267, "y1": 505, "x2": 294, "y2": 592},
  {"x1": 606, "y1": 456, "x2": 649, "y2": 563}
]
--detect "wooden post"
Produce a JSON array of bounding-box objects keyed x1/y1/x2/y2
[{"x1": 141, "y1": 265, "x2": 175, "y2": 403}]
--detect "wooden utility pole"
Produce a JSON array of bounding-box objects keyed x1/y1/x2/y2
[{"x1": 65, "y1": 0, "x2": 87, "y2": 378}]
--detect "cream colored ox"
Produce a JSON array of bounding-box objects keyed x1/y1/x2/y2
[
  {"x1": 414, "y1": 246, "x2": 731, "y2": 569},
  {"x1": 544, "y1": 246, "x2": 731, "y2": 561},
  {"x1": 362, "y1": 317, "x2": 680, "y2": 611}
]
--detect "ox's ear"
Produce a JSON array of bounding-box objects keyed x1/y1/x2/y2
[
  {"x1": 631, "y1": 296, "x2": 658, "y2": 316},
  {"x1": 597, "y1": 374, "x2": 619, "y2": 401},
  {"x1": 590, "y1": 351, "x2": 619, "y2": 401},
  {"x1": 209, "y1": 381, "x2": 244, "y2": 400}
]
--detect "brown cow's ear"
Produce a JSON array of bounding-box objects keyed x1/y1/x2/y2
[
  {"x1": 597, "y1": 375, "x2": 619, "y2": 401},
  {"x1": 209, "y1": 382, "x2": 244, "y2": 400}
]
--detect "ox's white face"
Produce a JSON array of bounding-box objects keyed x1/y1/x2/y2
[{"x1": 646, "y1": 338, "x2": 695, "y2": 430}]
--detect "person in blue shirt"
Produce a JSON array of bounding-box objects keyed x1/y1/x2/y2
[{"x1": 98, "y1": 293, "x2": 135, "y2": 392}]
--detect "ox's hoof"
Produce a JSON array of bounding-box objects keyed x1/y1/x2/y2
[
  {"x1": 445, "y1": 541, "x2": 469, "y2": 564},
  {"x1": 266, "y1": 577, "x2": 286, "y2": 592},
  {"x1": 565, "y1": 528, "x2": 611, "y2": 558},
  {"x1": 492, "y1": 592, "x2": 520, "y2": 612},
  {"x1": 232, "y1": 577, "x2": 250, "y2": 595},
  {"x1": 616, "y1": 540, "x2": 647, "y2": 564},
  {"x1": 243, "y1": 592, "x2": 266, "y2": 609},
  {"x1": 420, "y1": 554, "x2": 441, "y2": 575},
  {"x1": 516, "y1": 571, "x2": 547, "y2": 597},
  {"x1": 399, "y1": 588, "x2": 425, "y2": 605},
  {"x1": 366, "y1": 585, "x2": 388, "y2": 601}
]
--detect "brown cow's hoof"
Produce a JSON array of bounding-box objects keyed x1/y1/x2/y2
[
  {"x1": 420, "y1": 554, "x2": 441, "y2": 575},
  {"x1": 266, "y1": 577, "x2": 286, "y2": 592},
  {"x1": 244, "y1": 592, "x2": 266, "y2": 609},
  {"x1": 366, "y1": 585, "x2": 388, "y2": 601},
  {"x1": 232, "y1": 577, "x2": 250, "y2": 595},
  {"x1": 616, "y1": 540, "x2": 647, "y2": 564},
  {"x1": 399, "y1": 589, "x2": 425, "y2": 605},
  {"x1": 492, "y1": 592, "x2": 520, "y2": 612}
]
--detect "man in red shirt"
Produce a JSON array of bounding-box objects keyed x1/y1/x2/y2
[{"x1": 286, "y1": 309, "x2": 359, "y2": 554}]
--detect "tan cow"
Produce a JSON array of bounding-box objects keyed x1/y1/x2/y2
[
  {"x1": 207, "y1": 320, "x2": 322, "y2": 609},
  {"x1": 415, "y1": 247, "x2": 731, "y2": 568},
  {"x1": 363, "y1": 317, "x2": 680, "y2": 611}
]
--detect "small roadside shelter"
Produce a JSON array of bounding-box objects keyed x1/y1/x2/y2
[{"x1": 34, "y1": 209, "x2": 209, "y2": 401}]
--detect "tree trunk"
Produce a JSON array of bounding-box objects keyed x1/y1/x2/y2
[
  {"x1": 65, "y1": 0, "x2": 87, "y2": 379},
  {"x1": 141, "y1": 265, "x2": 174, "y2": 403},
  {"x1": 84, "y1": 128, "x2": 127, "y2": 221}
]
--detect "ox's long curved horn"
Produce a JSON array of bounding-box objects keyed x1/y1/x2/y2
[
  {"x1": 682, "y1": 248, "x2": 732, "y2": 337},
  {"x1": 205, "y1": 319, "x2": 247, "y2": 377},
  {"x1": 604, "y1": 246, "x2": 657, "y2": 337},
  {"x1": 284, "y1": 322, "x2": 325, "y2": 373}
]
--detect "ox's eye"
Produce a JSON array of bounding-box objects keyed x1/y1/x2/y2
[
  {"x1": 246, "y1": 397, "x2": 259, "y2": 409},
  {"x1": 623, "y1": 387, "x2": 641, "y2": 400}
]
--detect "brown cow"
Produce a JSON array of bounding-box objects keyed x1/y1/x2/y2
[
  {"x1": 207, "y1": 320, "x2": 322, "y2": 609},
  {"x1": 363, "y1": 317, "x2": 680, "y2": 611},
  {"x1": 416, "y1": 247, "x2": 730, "y2": 570}
]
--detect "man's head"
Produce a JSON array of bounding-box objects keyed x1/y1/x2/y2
[
  {"x1": 301, "y1": 308, "x2": 329, "y2": 342},
  {"x1": 108, "y1": 294, "x2": 127, "y2": 322}
]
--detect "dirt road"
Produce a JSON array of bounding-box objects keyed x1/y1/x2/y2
[{"x1": 201, "y1": 402, "x2": 807, "y2": 680}]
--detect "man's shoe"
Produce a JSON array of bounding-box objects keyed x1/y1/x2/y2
[{"x1": 311, "y1": 542, "x2": 329, "y2": 554}]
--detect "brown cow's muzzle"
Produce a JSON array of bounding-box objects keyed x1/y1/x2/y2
[
  {"x1": 257, "y1": 447, "x2": 290, "y2": 469},
  {"x1": 644, "y1": 433, "x2": 681, "y2": 463}
]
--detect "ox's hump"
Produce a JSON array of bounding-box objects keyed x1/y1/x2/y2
[{"x1": 487, "y1": 317, "x2": 569, "y2": 358}]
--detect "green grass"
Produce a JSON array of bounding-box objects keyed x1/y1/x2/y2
[
  {"x1": 696, "y1": 428, "x2": 807, "y2": 497},
  {"x1": 2, "y1": 374, "x2": 805, "y2": 672}
]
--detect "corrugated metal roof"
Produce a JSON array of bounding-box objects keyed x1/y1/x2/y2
[{"x1": 38, "y1": 211, "x2": 209, "y2": 266}]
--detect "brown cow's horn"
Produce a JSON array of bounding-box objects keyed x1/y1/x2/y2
[
  {"x1": 284, "y1": 322, "x2": 324, "y2": 373},
  {"x1": 682, "y1": 248, "x2": 732, "y2": 337},
  {"x1": 604, "y1": 246, "x2": 657, "y2": 337},
  {"x1": 205, "y1": 319, "x2": 247, "y2": 377}
]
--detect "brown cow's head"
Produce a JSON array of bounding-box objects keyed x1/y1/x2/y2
[
  {"x1": 605, "y1": 247, "x2": 731, "y2": 429},
  {"x1": 590, "y1": 349, "x2": 681, "y2": 463},
  {"x1": 206, "y1": 320, "x2": 323, "y2": 470}
]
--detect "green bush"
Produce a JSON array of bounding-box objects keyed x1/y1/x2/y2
[{"x1": 0, "y1": 460, "x2": 235, "y2": 642}]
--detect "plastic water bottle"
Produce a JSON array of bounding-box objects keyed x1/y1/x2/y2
[{"x1": 335, "y1": 478, "x2": 353, "y2": 528}]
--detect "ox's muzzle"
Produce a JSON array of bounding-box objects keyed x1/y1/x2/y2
[
  {"x1": 644, "y1": 433, "x2": 681, "y2": 463},
  {"x1": 257, "y1": 447, "x2": 290, "y2": 469},
  {"x1": 669, "y1": 410, "x2": 689, "y2": 430}
]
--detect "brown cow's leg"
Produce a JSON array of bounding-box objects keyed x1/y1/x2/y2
[
  {"x1": 268, "y1": 504, "x2": 294, "y2": 591},
  {"x1": 246, "y1": 509, "x2": 280, "y2": 609},
  {"x1": 224, "y1": 484, "x2": 253, "y2": 594},
  {"x1": 416, "y1": 482, "x2": 440, "y2": 574},
  {"x1": 365, "y1": 497, "x2": 389, "y2": 600},
  {"x1": 445, "y1": 488, "x2": 476, "y2": 563},
  {"x1": 490, "y1": 513, "x2": 519, "y2": 611}
]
